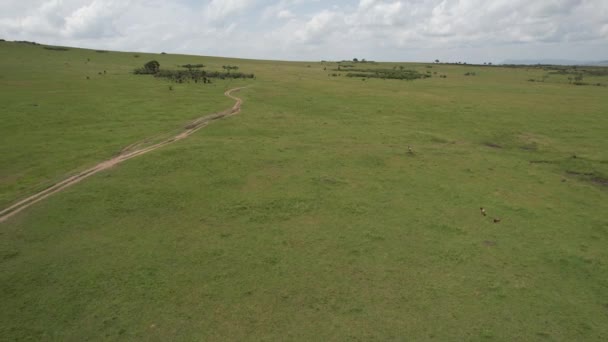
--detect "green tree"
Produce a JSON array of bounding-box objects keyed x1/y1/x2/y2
[{"x1": 143, "y1": 60, "x2": 160, "y2": 74}]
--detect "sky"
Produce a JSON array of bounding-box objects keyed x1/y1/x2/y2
[{"x1": 1, "y1": 0, "x2": 607, "y2": 63}]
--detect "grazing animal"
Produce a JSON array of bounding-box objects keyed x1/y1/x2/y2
[
  {"x1": 480, "y1": 207, "x2": 487, "y2": 216},
  {"x1": 493, "y1": 218, "x2": 501, "y2": 223},
  {"x1": 408, "y1": 145, "x2": 413, "y2": 154}
]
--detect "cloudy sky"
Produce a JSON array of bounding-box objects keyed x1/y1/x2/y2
[{"x1": 1, "y1": 0, "x2": 607, "y2": 63}]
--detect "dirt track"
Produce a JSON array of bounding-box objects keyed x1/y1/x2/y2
[{"x1": 0, "y1": 87, "x2": 246, "y2": 223}]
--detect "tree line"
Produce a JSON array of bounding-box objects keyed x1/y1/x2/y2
[
  {"x1": 334, "y1": 67, "x2": 430, "y2": 81},
  {"x1": 134, "y1": 60, "x2": 254, "y2": 83}
]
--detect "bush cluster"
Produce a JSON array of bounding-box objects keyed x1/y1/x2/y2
[
  {"x1": 134, "y1": 60, "x2": 254, "y2": 83},
  {"x1": 43, "y1": 46, "x2": 69, "y2": 51},
  {"x1": 155, "y1": 70, "x2": 254, "y2": 83},
  {"x1": 342, "y1": 68, "x2": 430, "y2": 81},
  {"x1": 181, "y1": 64, "x2": 205, "y2": 69},
  {"x1": 15, "y1": 40, "x2": 40, "y2": 45}
]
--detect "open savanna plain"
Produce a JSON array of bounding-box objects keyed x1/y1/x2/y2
[{"x1": 1, "y1": 40, "x2": 608, "y2": 340}]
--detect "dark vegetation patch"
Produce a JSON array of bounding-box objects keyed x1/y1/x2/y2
[
  {"x1": 347, "y1": 58, "x2": 376, "y2": 64},
  {"x1": 44, "y1": 46, "x2": 69, "y2": 51},
  {"x1": 483, "y1": 240, "x2": 497, "y2": 247},
  {"x1": 336, "y1": 68, "x2": 430, "y2": 81},
  {"x1": 536, "y1": 332, "x2": 551, "y2": 339},
  {"x1": 591, "y1": 177, "x2": 608, "y2": 187},
  {"x1": 564, "y1": 169, "x2": 608, "y2": 188},
  {"x1": 155, "y1": 70, "x2": 254, "y2": 83},
  {"x1": 312, "y1": 176, "x2": 348, "y2": 186},
  {"x1": 1, "y1": 250, "x2": 19, "y2": 261},
  {"x1": 529, "y1": 160, "x2": 557, "y2": 164},
  {"x1": 547, "y1": 66, "x2": 608, "y2": 77},
  {"x1": 430, "y1": 136, "x2": 450, "y2": 144},
  {"x1": 566, "y1": 171, "x2": 595, "y2": 176},
  {"x1": 502, "y1": 64, "x2": 608, "y2": 86},
  {"x1": 519, "y1": 144, "x2": 538, "y2": 151},
  {"x1": 14, "y1": 40, "x2": 40, "y2": 45},
  {"x1": 134, "y1": 60, "x2": 254, "y2": 83},
  {"x1": 181, "y1": 64, "x2": 205, "y2": 69},
  {"x1": 484, "y1": 142, "x2": 502, "y2": 149}
]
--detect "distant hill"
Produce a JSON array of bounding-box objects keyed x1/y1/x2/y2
[
  {"x1": 502, "y1": 59, "x2": 608, "y2": 66},
  {"x1": 587, "y1": 60, "x2": 608, "y2": 66}
]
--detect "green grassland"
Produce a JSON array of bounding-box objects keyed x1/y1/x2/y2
[{"x1": 1, "y1": 40, "x2": 608, "y2": 340}]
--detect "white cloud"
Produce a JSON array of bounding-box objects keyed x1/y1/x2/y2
[
  {"x1": 277, "y1": 9, "x2": 294, "y2": 19},
  {"x1": 63, "y1": 0, "x2": 126, "y2": 38},
  {"x1": 0, "y1": 0, "x2": 606, "y2": 63},
  {"x1": 205, "y1": 0, "x2": 257, "y2": 22},
  {"x1": 0, "y1": 0, "x2": 126, "y2": 39},
  {"x1": 295, "y1": 10, "x2": 343, "y2": 43}
]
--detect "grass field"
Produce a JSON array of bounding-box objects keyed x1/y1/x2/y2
[{"x1": 1, "y1": 40, "x2": 608, "y2": 340}]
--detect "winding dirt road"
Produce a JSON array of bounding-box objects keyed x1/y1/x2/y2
[{"x1": 0, "y1": 87, "x2": 247, "y2": 223}]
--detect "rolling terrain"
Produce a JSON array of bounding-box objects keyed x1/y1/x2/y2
[{"x1": 1, "y1": 41, "x2": 608, "y2": 340}]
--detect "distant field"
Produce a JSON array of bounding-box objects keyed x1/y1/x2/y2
[{"x1": 1, "y1": 41, "x2": 607, "y2": 340}]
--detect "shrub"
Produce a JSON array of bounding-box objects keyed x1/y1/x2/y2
[
  {"x1": 181, "y1": 64, "x2": 205, "y2": 69},
  {"x1": 144, "y1": 60, "x2": 160, "y2": 73},
  {"x1": 44, "y1": 46, "x2": 69, "y2": 51},
  {"x1": 15, "y1": 40, "x2": 39, "y2": 45},
  {"x1": 222, "y1": 65, "x2": 240, "y2": 72},
  {"x1": 154, "y1": 69, "x2": 253, "y2": 82},
  {"x1": 343, "y1": 68, "x2": 429, "y2": 81},
  {"x1": 134, "y1": 60, "x2": 161, "y2": 75},
  {"x1": 135, "y1": 62, "x2": 253, "y2": 82}
]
